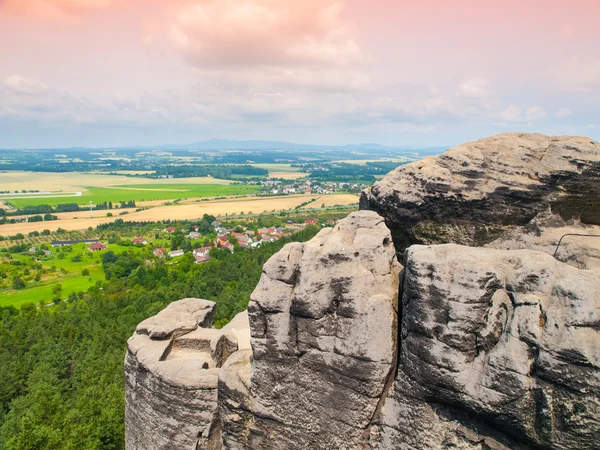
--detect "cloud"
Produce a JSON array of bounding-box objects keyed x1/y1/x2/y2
[
  {"x1": 1, "y1": 0, "x2": 111, "y2": 20},
  {"x1": 549, "y1": 56, "x2": 600, "y2": 91},
  {"x1": 459, "y1": 78, "x2": 489, "y2": 98},
  {"x1": 164, "y1": 0, "x2": 363, "y2": 69},
  {"x1": 501, "y1": 105, "x2": 547, "y2": 122},
  {"x1": 3, "y1": 75, "x2": 52, "y2": 95},
  {"x1": 554, "y1": 107, "x2": 572, "y2": 119}
]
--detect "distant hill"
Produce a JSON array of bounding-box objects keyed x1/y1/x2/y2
[{"x1": 0, "y1": 139, "x2": 448, "y2": 158}]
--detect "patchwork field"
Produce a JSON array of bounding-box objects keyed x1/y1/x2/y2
[
  {"x1": 0, "y1": 171, "x2": 231, "y2": 192},
  {"x1": 0, "y1": 194, "x2": 359, "y2": 236},
  {"x1": 300, "y1": 194, "x2": 360, "y2": 209},
  {"x1": 249, "y1": 163, "x2": 308, "y2": 180},
  {"x1": 5, "y1": 183, "x2": 259, "y2": 208}
]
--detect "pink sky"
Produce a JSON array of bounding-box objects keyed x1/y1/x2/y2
[{"x1": 0, "y1": 0, "x2": 599, "y2": 148}]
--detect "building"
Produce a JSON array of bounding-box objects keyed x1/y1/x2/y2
[
  {"x1": 186, "y1": 232, "x2": 202, "y2": 239},
  {"x1": 168, "y1": 249, "x2": 185, "y2": 258},
  {"x1": 164, "y1": 227, "x2": 176, "y2": 233},
  {"x1": 305, "y1": 219, "x2": 318, "y2": 226},
  {"x1": 132, "y1": 237, "x2": 147, "y2": 245},
  {"x1": 88, "y1": 243, "x2": 107, "y2": 252},
  {"x1": 153, "y1": 248, "x2": 166, "y2": 257},
  {"x1": 193, "y1": 247, "x2": 211, "y2": 258},
  {"x1": 194, "y1": 254, "x2": 211, "y2": 264},
  {"x1": 51, "y1": 239, "x2": 99, "y2": 248}
]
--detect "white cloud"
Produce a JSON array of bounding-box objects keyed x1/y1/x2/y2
[
  {"x1": 554, "y1": 107, "x2": 572, "y2": 119},
  {"x1": 459, "y1": 78, "x2": 489, "y2": 98},
  {"x1": 549, "y1": 56, "x2": 600, "y2": 91},
  {"x1": 3, "y1": 75, "x2": 52, "y2": 96},
  {"x1": 501, "y1": 105, "x2": 546, "y2": 122},
  {"x1": 526, "y1": 106, "x2": 547, "y2": 121},
  {"x1": 501, "y1": 105, "x2": 522, "y2": 121}
]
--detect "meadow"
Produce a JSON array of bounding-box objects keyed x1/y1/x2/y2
[
  {"x1": 249, "y1": 163, "x2": 308, "y2": 180},
  {"x1": 0, "y1": 242, "x2": 152, "y2": 308},
  {"x1": 7, "y1": 183, "x2": 260, "y2": 208}
]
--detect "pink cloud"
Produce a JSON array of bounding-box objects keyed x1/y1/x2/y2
[
  {"x1": 163, "y1": 0, "x2": 364, "y2": 69},
  {"x1": 1, "y1": 0, "x2": 111, "y2": 20}
]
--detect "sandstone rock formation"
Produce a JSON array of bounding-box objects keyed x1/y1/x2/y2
[
  {"x1": 125, "y1": 134, "x2": 600, "y2": 450},
  {"x1": 124, "y1": 299, "x2": 250, "y2": 450},
  {"x1": 219, "y1": 211, "x2": 402, "y2": 449},
  {"x1": 372, "y1": 244, "x2": 600, "y2": 449},
  {"x1": 360, "y1": 133, "x2": 600, "y2": 252}
]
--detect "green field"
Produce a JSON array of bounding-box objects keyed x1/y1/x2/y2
[
  {"x1": 7, "y1": 183, "x2": 260, "y2": 208},
  {"x1": 250, "y1": 163, "x2": 302, "y2": 172},
  {"x1": 0, "y1": 243, "x2": 148, "y2": 308}
]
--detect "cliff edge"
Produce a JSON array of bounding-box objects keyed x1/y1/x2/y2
[{"x1": 360, "y1": 133, "x2": 600, "y2": 252}]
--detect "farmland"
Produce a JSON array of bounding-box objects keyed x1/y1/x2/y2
[
  {"x1": 0, "y1": 193, "x2": 360, "y2": 236},
  {"x1": 6, "y1": 183, "x2": 260, "y2": 208}
]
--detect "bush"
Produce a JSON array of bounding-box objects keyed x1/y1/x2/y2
[
  {"x1": 11, "y1": 276, "x2": 25, "y2": 289},
  {"x1": 81, "y1": 268, "x2": 90, "y2": 276}
]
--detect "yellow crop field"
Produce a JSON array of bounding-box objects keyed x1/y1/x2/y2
[
  {"x1": 268, "y1": 171, "x2": 308, "y2": 180},
  {"x1": 0, "y1": 171, "x2": 232, "y2": 194},
  {"x1": 0, "y1": 194, "x2": 359, "y2": 236},
  {"x1": 301, "y1": 194, "x2": 360, "y2": 209}
]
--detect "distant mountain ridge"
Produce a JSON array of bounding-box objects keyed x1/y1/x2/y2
[{"x1": 1, "y1": 139, "x2": 447, "y2": 155}]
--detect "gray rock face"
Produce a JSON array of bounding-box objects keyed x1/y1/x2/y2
[
  {"x1": 360, "y1": 133, "x2": 600, "y2": 252},
  {"x1": 124, "y1": 300, "x2": 250, "y2": 450},
  {"x1": 372, "y1": 244, "x2": 600, "y2": 449},
  {"x1": 219, "y1": 211, "x2": 402, "y2": 449},
  {"x1": 124, "y1": 140, "x2": 600, "y2": 449}
]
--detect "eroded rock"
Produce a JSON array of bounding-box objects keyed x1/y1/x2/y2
[
  {"x1": 219, "y1": 210, "x2": 402, "y2": 449},
  {"x1": 372, "y1": 244, "x2": 600, "y2": 449},
  {"x1": 361, "y1": 133, "x2": 600, "y2": 252},
  {"x1": 125, "y1": 300, "x2": 250, "y2": 450}
]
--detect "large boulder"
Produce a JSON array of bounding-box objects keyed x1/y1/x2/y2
[
  {"x1": 219, "y1": 211, "x2": 402, "y2": 449},
  {"x1": 371, "y1": 244, "x2": 600, "y2": 449},
  {"x1": 360, "y1": 133, "x2": 600, "y2": 252},
  {"x1": 125, "y1": 300, "x2": 250, "y2": 450}
]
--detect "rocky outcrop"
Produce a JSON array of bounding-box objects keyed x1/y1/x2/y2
[
  {"x1": 372, "y1": 244, "x2": 600, "y2": 449},
  {"x1": 360, "y1": 133, "x2": 600, "y2": 252},
  {"x1": 125, "y1": 134, "x2": 600, "y2": 450},
  {"x1": 124, "y1": 299, "x2": 250, "y2": 450},
  {"x1": 219, "y1": 211, "x2": 402, "y2": 449}
]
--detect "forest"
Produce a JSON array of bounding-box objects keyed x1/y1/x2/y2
[{"x1": 0, "y1": 225, "x2": 320, "y2": 449}]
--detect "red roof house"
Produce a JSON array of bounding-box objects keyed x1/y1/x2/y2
[{"x1": 88, "y1": 243, "x2": 107, "y2": 252}]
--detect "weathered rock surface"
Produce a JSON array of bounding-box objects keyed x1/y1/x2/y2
[
  {"x1": 486, "y1": 220, "x2": 600, "y2": 272},
  {"x1": 124, "y1": 300, "x2": 250, "y2": 450},
  {"x1": 371, "y1": 244, "x2": 600, "y2": 449},
  {"x1": 219, "y1": 210, "x2": 402, "y2": 449},
  {"x1": 360, "y1": 133, "x2": 600, "y2": 252},
  {"x1": 125, "y1": 134, "x2": 600, "y2": 450}
]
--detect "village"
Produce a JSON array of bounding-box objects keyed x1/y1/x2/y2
[
  {"x1": 28, "y1": 217, "x2": 329, "y2": 267},
  {"x1": 152, "y1": 218, "x2": 324, "y2": 264}
]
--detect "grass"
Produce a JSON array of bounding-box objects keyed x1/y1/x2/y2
[
  {"x1": 7, "y1": 184, "x2": 260, "y2": 208},
  {"x1": 0, "y1": 243, "x2": 148, "y2": 308},
  {"x1": 250, "y1": 163, "x2": 302, "y2": 172}
]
